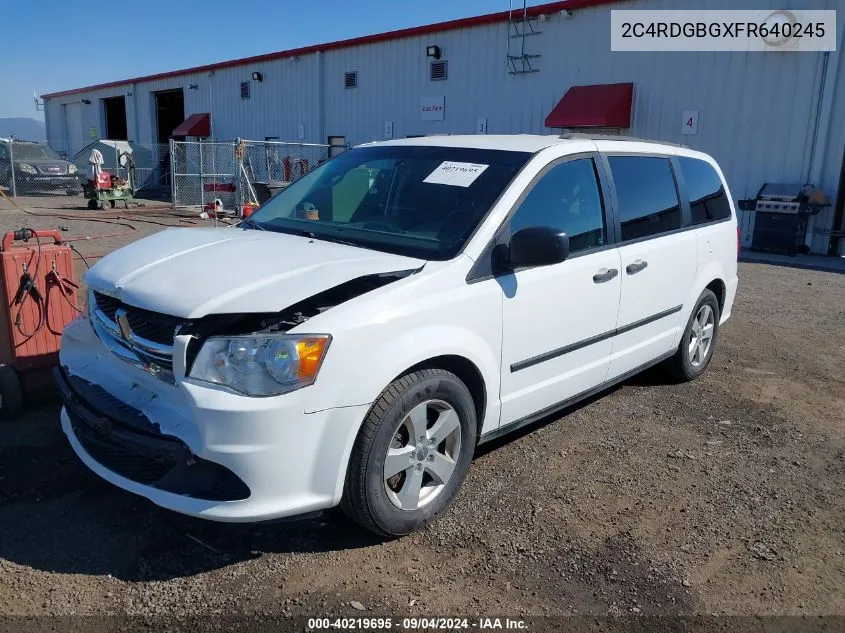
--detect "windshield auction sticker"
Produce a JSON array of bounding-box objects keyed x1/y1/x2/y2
[{"x1": 424, "y1": 161, "x2": 489, "y2": 187}]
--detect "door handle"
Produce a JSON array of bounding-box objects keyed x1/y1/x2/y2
[
  {"x1": 593, "y1": 268, "x2": 619, "y2": 284},
  {"x1": 625, "y1": 259, "x2": 648, "y2": 275}
]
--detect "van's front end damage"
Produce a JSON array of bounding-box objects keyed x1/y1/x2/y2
[
  {"x1": 57, "y1": 227, "x2": 421, "y2": 522},
  {"x1": 58, "y1": 313, "x2": 370, "y2": 522}
]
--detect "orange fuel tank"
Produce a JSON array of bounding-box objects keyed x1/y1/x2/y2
[{"x1": 0, "y1": 229, "x2": 80, "y2": 416}]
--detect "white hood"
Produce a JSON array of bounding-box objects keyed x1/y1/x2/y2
[{"x1": 85, "y1": 227, "x2": 425, "y2": 318}]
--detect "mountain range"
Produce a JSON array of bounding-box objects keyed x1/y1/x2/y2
[{"x1": 0, "y1": 117, "x2": 47, "y2": 141}]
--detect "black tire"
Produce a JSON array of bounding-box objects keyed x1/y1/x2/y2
[
  {"x1": 341, "y1": 369, "x2": 477, "y2": 537},
  {"x1": 0, "y1": 364, "x2": 24, "y2": 420},
  {"x1": 664, "y1": 289, "x2": 721, "y2": 382},
  {"x1": 87, "y1": 198, "x2": 98, "y2": 210}
]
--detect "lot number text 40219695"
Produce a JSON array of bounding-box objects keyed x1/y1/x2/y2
[{"x1": 307, "y1": 617, "x2": 528, "y2": 630}]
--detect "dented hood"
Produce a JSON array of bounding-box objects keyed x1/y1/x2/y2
[{"x1": 85, "y1": 227, "x2": 424, "y2": 318}]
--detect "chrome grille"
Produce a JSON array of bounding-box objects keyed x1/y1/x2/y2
[
  {"x1": 91, "y1": 291, "x2": 182, "y2": 382},
  {"x1": 36, "y1": 164, "x2": 67, "y2": 175}
]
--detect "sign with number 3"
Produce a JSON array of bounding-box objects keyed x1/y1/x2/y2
[{"x1": 681, "y1": 110, "x2": 699, "y2": 135}]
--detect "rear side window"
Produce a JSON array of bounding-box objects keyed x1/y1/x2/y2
[
  {"x1": 608, "y1": 156, "x2": 681, "y2": 241},
  {"x1": 678, "y1": 157, "x2": 732, "y2": 224},
  {"x1": 510, "y1": 158, "x2": 606, "y2": 254}
]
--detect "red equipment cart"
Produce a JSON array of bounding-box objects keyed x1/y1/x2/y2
[{"x1": 0, "y1": 229, "x2": 80, "y2": 418}]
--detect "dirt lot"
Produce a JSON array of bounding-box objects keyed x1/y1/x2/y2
[{"x1": 0, "y1": 198, "x2": 843, "y2": 620}]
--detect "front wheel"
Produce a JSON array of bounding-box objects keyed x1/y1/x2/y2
[
  {"x1": 664, "y1": 289, "x2": 720, "y2": 382},
  {"x1": 341, "y1": 369, "x2": 477, "y2": 537}
]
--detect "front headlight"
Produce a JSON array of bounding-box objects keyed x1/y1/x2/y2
[
  {"x1": 18, "y1": 163, "x2": 37, "y2": 174},
  {"x1": 189, "y1": 334, "x2": 331, "y2": 397},
  {"x1": 67, "y1": 163, "x2": 78, "y2": 174}
]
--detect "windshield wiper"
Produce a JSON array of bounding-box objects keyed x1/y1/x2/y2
[
  {"x1": 240, "y1": 217, "x2": 266, "y2": 231},
  {"x1": 288, "y1": 228, "x2": 357, "y2": 247},
  {"x1": 308, "y1": 233, "x2": 358, "y2": 247}
]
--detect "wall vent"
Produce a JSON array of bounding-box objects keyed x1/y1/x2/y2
[
  {"x1": 240, "y1": 82, "x2": 250, "y2": 99},
  {"x1": 344, "y1": 71, "x2": 358, "y2": 89},
  {"x1": 430, "y1": 61, "x2": 448, "y2": 81}
]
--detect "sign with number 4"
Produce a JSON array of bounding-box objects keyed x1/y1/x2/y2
[{"x1": 682, "y1": 110, "x2": 699, "y2": 135}]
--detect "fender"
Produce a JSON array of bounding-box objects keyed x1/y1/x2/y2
[
  {"x1": 308, "y1": 323, "x2": 502, "y2": 506},
  {"x1": 304, "y1": 323, "x2": 502, "y2": 435},
  {"x1": 673, "y1": 259, "x2": 729, "y2": 349}
]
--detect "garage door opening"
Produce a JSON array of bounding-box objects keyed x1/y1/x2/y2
[
  {"x1": 154, "y1": 89, "x2": 185, "y2": 143},
  {"x1": 103, "y1": 96, "x2": 128, "y2": 141}
]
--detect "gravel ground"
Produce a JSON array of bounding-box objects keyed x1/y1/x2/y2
[{"x1": 0, "y1": 198, "x2": 843, "y2": 618}]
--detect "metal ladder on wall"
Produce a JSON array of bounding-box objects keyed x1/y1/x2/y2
[{"x1": 507, "y1": 0, "x2": 541, "y2": 74}]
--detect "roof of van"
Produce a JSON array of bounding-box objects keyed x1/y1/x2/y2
[{"x1": 363, "y1": 134, "x2": 694, "y2": 155}]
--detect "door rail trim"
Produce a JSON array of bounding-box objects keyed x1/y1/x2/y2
[
  {"x1": 484, "y1": 348, "x2": 677, "y2": 444},
  {"x1": 510, "y1": 304, "x2": 682, "y2": 372}
]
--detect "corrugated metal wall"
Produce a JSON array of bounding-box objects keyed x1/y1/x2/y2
[{"x1": 44, "y1": 0, "x2": 844, "y2": 253}]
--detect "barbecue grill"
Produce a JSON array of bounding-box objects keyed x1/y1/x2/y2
[{"x1": 739, "y1": 183, "x2": 830, "y2": 255}]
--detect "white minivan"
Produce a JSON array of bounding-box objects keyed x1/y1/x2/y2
[{"x1": 57, "y1": 134, "x2": 738, "y2": 536}]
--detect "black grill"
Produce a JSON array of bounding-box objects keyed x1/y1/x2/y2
[
  {"x1": 56, "y1": 368, "x2": 250, "y2": 502},
  {"x1": 65, "y1": 372, "x2": 161, "y2": 436},
  {"x1": 70, "y1": 413, "x2": 180, "y2": 484},
  {"x1": 94, "y1": 292, "x2": 183, "y2": 345},
  {"x1": 125, "y1": 308, "x2": 183, "y2": 345},
  {"x1": 93, "y1": 291, "x2": 121, "y2": 319}
]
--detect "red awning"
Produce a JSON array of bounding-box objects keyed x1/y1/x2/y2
[
  {"x1": 544, "y1": 83, "x2": 634, "y2": 129},
  {"x1": 172, "y1": 113, "x2": 211, "y2": 137}
]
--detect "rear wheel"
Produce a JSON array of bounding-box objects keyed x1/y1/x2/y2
[
  {"x1": 87, "y1": 198, "x2": 98, "y2": 210},
  {"x1": 341, "y1": 369, "x2": 477, "y2": 536},
  {"x1": 664, "y1": 289, "x2": 720, "y2": 382},
  {"x1": 0, "y1": 364, "x2": 24, "y2": 420}
]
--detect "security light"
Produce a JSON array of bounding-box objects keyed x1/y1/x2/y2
[
  {"x1": 252, "y1": 72, "x2": 263, "y2": 82},
  {"x1": 426, "y1": 45, "x2": 442, "y2": 59},
  {"x1": 80, "y1": 99, "x2": 91, "y2": 105}
]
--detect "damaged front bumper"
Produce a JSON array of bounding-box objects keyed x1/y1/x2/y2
[{"x1": 58, "y1": 316, "x2": 370, "y2": 522}]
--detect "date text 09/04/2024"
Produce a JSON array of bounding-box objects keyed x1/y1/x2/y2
[{"x1": 307, "y1": 617, "x2": 528, "y2": 630}]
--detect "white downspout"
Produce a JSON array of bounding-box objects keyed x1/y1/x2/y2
[
  {"x1": 805, "y1": 22, "x2": 844, "y2": 252},
  {"x1": 316, "y1": 51, "x2": 325, "y2": 145}
]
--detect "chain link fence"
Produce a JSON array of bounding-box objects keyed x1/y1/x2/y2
[
  {"x1": 171, "y1": 138, "x2": 340, "y2": 213},
  {"x1": 1, "y1": 137, "x2": 84, "y2": 199},
  {"x1": 1, "y1": 137, "x2": 170, "y2": 202},
  {"x1": 2, "y1": 137, "x2": 343, "y2": 211}
]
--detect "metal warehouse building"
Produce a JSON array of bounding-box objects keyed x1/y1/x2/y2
[{"x1": 42, "y1": 0, "x2": 845, "y2": 255}]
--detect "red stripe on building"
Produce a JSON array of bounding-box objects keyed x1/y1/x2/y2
[{"x1": 43, "y1": 0, "x2": 623, "y2": 99}]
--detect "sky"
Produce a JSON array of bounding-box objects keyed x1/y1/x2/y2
[{"x1": 2, "y1": 0, "x2": 531, "y2": 120}]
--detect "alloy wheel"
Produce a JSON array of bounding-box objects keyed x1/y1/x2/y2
[
  {"x1": 688, "y1": 304, "x2": 715, "y2": 367},
  {"x1": 383, "y1": 399, "x2": 462, "y2": 511}
]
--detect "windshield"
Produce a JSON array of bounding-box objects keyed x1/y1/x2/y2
[
  {"x1": 12, "y1": 143, "x2": 63, "y2": 161},
  {"x1": 246, "y1": 145, "x2": 531, "y2": 260}
]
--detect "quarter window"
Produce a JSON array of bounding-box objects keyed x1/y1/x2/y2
[
  {"x1": 510, "y1": 158, "x2": 606, "y2": 254},
  {"x1": 608, "y1": 156, "x2": 681, "y2": 241},
  {"x1": 678, "y1": 157, "x2": 732, "y2": 225}
]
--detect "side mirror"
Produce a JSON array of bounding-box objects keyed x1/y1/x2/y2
[{"x1": 507, "y1": 226, "x2": 570, "y2": 268}]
